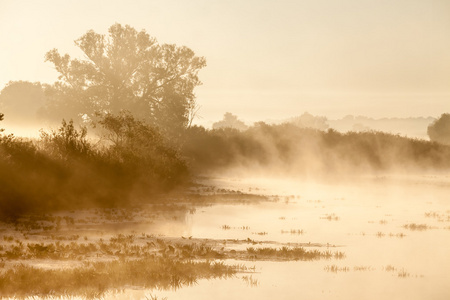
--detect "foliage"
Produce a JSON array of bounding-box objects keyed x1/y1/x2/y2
[
  {"x1": 39, "y1": 119, "x2": 91, "y2": 160},
  {"x1": 43, "y1": 23, "x2": 206, "y2": 134},
  {"x1": 427, "y1": 113, "x2": 450, "y2": 145},
  {"x1": 97, "y1": 111, "x2": 188, "y2": 190},
  {"x1": 0, "y1": 81, "x2": 46, "y2": 125},
  {"x1": 181, "y1": 123, "x2": 450, "y2": 176},
  {"x1": 212, "y1": 112, "x2": 248, "y2": 131},
  {"x1": 0, "y1": 134, "x2": 66, "y2": 217},
  {"x1": 0, "y1": 115, "x2": 188, "y2": 218}
]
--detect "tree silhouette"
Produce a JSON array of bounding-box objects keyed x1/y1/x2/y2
[
  {"x1": 212, "y1": 112, "x2": 248, "y2": 131},
  {"x1": 0, "y1": 81, "x2": 45, "y2": 125},
  {"x1": 290, "y1": 112, "x2": 329, "y2": 130},
  {"x1": 0, "y1": 112, "x2": 3, "y2": 133},
  {"x1": 427, "y1": 113, "x2": 450, "y2": 145},
  {"x1": 44, "y1": 23, "x2": 206, "y2": 133}
]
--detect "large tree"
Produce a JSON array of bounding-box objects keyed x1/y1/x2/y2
[{"x1": 44, "y1": 23, "x2": 206, "y2": 134}]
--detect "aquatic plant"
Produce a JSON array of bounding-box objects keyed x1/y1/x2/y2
[
  {"x1": 324, "y1": 265, "x2": 350, "y2": 273},
  {"x1": 242, "y1": 275, "x2": 259, "y2": 287},
  {"x1": 403, "y1": 223, "x2": 431, "y2": 231},
  {"x1": 281, "y1": 229, "x2": 304, "y2": 235},
  {"x1": 384, "y1": 265, "x2": 396, "y2": 272},
  {"x1": 321, "y1": 213, "x2": 340, "y2": 221},
  {"x1": 397, "y1": 268, "x2": 410, "y2": 278},
  {"x1": 353, "y1": 266, "x2": 374, "y2": 271},
  {"x1": 246, "y1": 246, "x2": 345, "y2": 261},
  {"x1": 0, "y1": 257, "x2": 237, "y2": 298}
]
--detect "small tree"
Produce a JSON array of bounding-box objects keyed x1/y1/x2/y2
[
  {"x1": 427, "y1": 113, "x2": 450, "y2": 145},
  {"x1": 290, "y1": 112, "x2": 329, "y2": 131},
  {"x1": 212, "y1": 112, "x2": 248, "y2": 131}
]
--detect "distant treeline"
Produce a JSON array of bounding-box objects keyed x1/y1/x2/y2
[{"x1": 181, "y1": 122, "x2": 450, "y2": 176}]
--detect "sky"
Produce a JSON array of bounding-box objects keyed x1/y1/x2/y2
[{"x1": 1, "y1": 0, "x2": 449, "y2": 125}]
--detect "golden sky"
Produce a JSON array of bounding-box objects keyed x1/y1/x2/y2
[{"x1": 1, "y1": 0, "x2": 449, "y2": 123}]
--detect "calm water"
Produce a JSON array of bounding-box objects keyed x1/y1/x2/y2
[{"x1": 108, "y1": 175, "x2": 450, "y2": 300}]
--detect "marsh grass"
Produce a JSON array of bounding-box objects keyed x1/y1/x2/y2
[
  {"x1": 402, "y1": 223, "x2": 432, "y2": 231},
  {"x1": 146, "y1": 294, "x2": 168, "y2": 300},
  {"x1": 384, "y1": 265, "x2": 397, "y2": 272},
  {"x1": 397, "y1": 268, "x2": 410, "y2": 278},
  {"x1": 241, "y1": 275, "x2": 259, "y2": 287},
  {"x1": 424, "y1": 211, "x2": 450, "y2": 222},
  {"x1": 388, "y1": 232, "x2": 406, "y2": 238},
  {"x1": 321, "y1": 214, "x2": 340, "y2": 221},
  {"x1": 246, "y1": 247, "x2": 345, "y2": 261},
  {"x1": 324, "y1": 265, "x2": 350, "y2": 273},
  {"x1": 353, "y1": 266, "x2": 374, "y2": 271},
  {"x1": 281, "y1": 229, "x2": 304, "y2": 235},
  {"x1": 252, "y1": 232, "x2": 268, "y2": 236},
  {"x1": 0, "y1": 257, "x2": 237, "y2": 298},
  {"x1": 376, "y1": 232, "x2": 385, "y2": 238},
  {"x1": 183, "y1": 192, "x2": 272, "y2": 206}
]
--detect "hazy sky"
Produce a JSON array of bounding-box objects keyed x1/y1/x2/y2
[{"x1": 1, "y1": 0, "x2": 449, "y2": 124}]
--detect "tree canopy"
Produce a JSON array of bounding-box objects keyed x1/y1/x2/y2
[
  {"x1": 212, "y1": 112, "x2": 248, "y2": 131},
  {"x1": 0, "y1": 81, "x2": 45, "y2": 125},
  {"x1": 43, "y1": 23, "x2": 206, "y2": 134},
  {"x1": 289, "y1": 112, "x2": 329, "y2": 131},
  {"x1": 427, "y1": 113, "x2": 450, "y2": 145}
]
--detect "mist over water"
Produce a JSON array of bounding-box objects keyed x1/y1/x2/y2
[
  {"x1": 78, "y1": 175, "x2": 449, "y2": 300},
  {"x1": 1, "y1": 1, "x2": 450, "y2": 298}
]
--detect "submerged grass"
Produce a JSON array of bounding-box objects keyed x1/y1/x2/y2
[{"x1": 0, "y1": 257, "x2": 236, "y2": 298}]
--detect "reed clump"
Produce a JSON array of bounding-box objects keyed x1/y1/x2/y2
[
  {"x1": 0, "y1": 257, "x2": 237, "y2": 298},
  {"x1": 246, "y1": 246, "x2": 345, "y2": 261}
]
